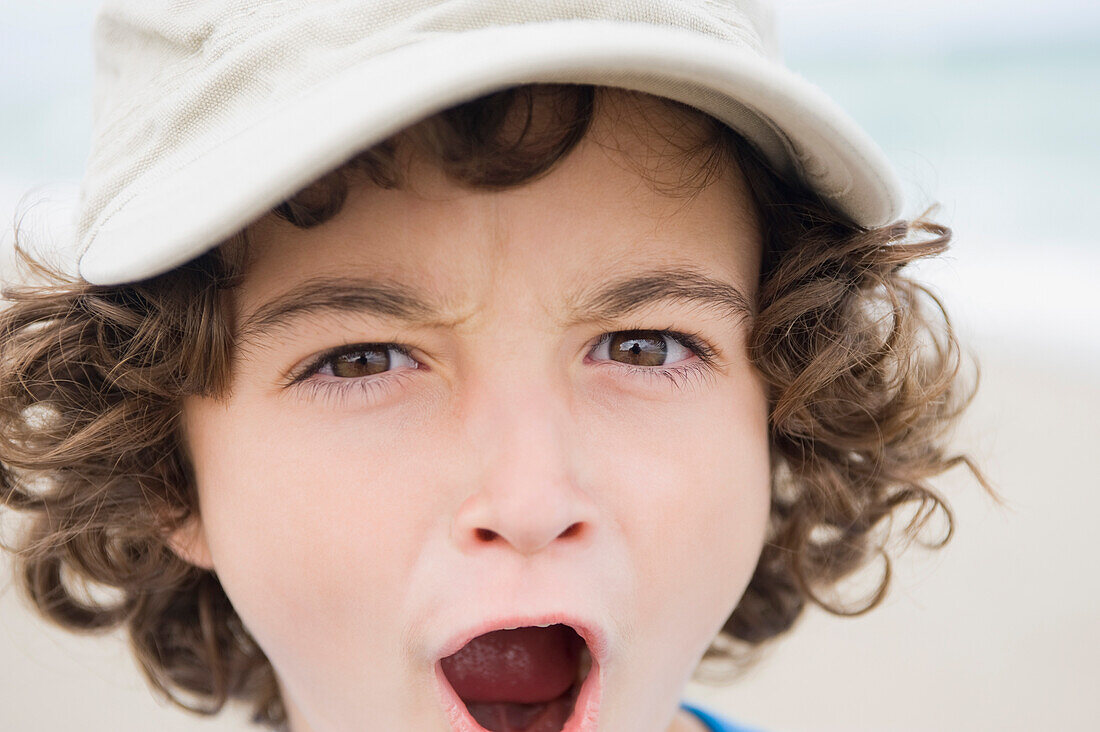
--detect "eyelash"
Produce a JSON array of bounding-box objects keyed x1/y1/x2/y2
[
  {"x1": 288, "y1": 328, "x2": 720, "y2": 406},
  {"x1": 589, "y1": 329, "x2": 719, "y2": 390}
]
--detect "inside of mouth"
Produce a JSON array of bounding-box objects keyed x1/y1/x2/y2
[
  {"x1": 463, "y1": 673, "x2": 582, "y2": 732},
  {"x1": 442, "y1": 624, "x2": 592, "y2": 732}
]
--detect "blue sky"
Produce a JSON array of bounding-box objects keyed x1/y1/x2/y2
[{"x1": 774, "y1": 0, "x2": 1100, "y2": 56}]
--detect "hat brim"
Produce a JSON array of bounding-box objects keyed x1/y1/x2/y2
[{"x1": 79, "y1": 20, "x2": 904, "y2": 285}]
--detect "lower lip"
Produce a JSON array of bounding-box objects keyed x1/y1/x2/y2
[{"x1": 433, "y1": 655, "x2": 602, "y2": 732}]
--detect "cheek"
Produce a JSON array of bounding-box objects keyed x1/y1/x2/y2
[
  {"x1": 182, "y1": 367, "x2": 772, "y2": 661},
  {"x1": 182, "y1": 396, "x2": 426, "y2": 648},
  {"x1": 585, "y1": 375, "x2": 771, "y2": 614}
]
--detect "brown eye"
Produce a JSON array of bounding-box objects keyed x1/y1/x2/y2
[
  {"x1": 608, "y1": 331, "x2": 667, "y2": 366},
  {"x1": 595, "y1": 330, "x2": 695, "y2": 368},
  {"x1": 331, "y1": 349, "x2": 388, "y2": 377},
  {"x1": 314, "y1": 345, "x2": 418, "y2": 379}
]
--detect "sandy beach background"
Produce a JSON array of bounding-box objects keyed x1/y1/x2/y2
[{"x1": 2, "y1": 2, "x2": 1097, "y2": 730}]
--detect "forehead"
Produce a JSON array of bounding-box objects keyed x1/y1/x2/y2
[{"x1": 237, "y1": 90, "x2": 761, "y2": 325}]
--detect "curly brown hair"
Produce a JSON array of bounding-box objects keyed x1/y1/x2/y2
[{"x1": 0, "y1": 83, "x2": 1000, "y2": 728}]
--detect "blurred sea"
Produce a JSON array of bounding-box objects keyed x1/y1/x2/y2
[
  {"x1": 783, "y1": 39, "x2": 1100, "y2": 370},
  {"x1": 2, "y1": 39, "x2": 1097, "y2": 366}
]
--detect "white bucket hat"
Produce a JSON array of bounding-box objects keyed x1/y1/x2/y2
[{"x1": 76, "y1": 0, "x2": 905, "y2": 286}]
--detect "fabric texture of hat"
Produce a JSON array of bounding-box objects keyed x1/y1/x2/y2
[{"x1": 76, "y1": 0, "x2": 906, "y2": 286}]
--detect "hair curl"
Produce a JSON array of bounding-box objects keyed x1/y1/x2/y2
[{"x1": 0, "y1": 83, "x2": 1000, "y2": 728}]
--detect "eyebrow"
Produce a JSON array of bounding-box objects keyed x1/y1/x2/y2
[{"x1": 236, "y1": 266, "x2": 754, "y2": 344}]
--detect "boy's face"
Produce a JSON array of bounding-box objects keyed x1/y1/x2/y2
[{"x1": 173, "y1": 91, "x2": 771, "y2": 732}]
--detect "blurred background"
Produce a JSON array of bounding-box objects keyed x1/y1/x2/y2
[{"x1": 1, "y1": 1, "x2": 1097, "y2": 730}]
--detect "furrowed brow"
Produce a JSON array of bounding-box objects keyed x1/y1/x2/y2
[
  {"x1": 560, "y1": 265, "x2": 755, "y2": 329},
  {"x1": 236, "y1": 276, "x2": 461, "y2": 344},
  {"x1": 236, "y1": 266, "x2": 754, "y2": 345}
]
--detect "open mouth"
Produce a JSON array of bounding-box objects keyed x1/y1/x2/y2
[{"x1": 434, "y1": 624, "x2": 600, "y2": 732}]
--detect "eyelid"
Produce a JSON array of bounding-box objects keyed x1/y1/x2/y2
[
  {"x1": 285, "y1": 342, "x2": 418, "y2": 386},
  {"x1": 597, "y1": 329, "x2": 717, "y2": 364},
  {"x1": 285, "y1": 327, "x2": 723, "y2": 396}
]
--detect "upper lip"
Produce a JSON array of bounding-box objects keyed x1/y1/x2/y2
[{"x1": 435, "y1": 611, "x2": 609, "y2": 668}]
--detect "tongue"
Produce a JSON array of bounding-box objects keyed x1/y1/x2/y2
[
  {"x1": 441, "y1": 625, "x2": 582, "y2": 704},
  {"x1": 463, "y1": 695, "x2": 575, "y2": 732}
]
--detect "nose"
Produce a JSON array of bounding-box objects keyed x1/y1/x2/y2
[{"x1": 451, "y1": 372, "x2": 594, "y2": 556}]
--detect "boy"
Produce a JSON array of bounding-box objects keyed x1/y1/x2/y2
[{"x1": 0, "y1": 2, "x2": 997, "y2": 731}]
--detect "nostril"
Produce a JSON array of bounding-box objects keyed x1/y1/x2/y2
[
  {"x1": 559, "y1": 523, "x2": 581, "y2": 539},
  {"x1": 474, "y1": 523, "x2": 581, "y2": 545}
]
